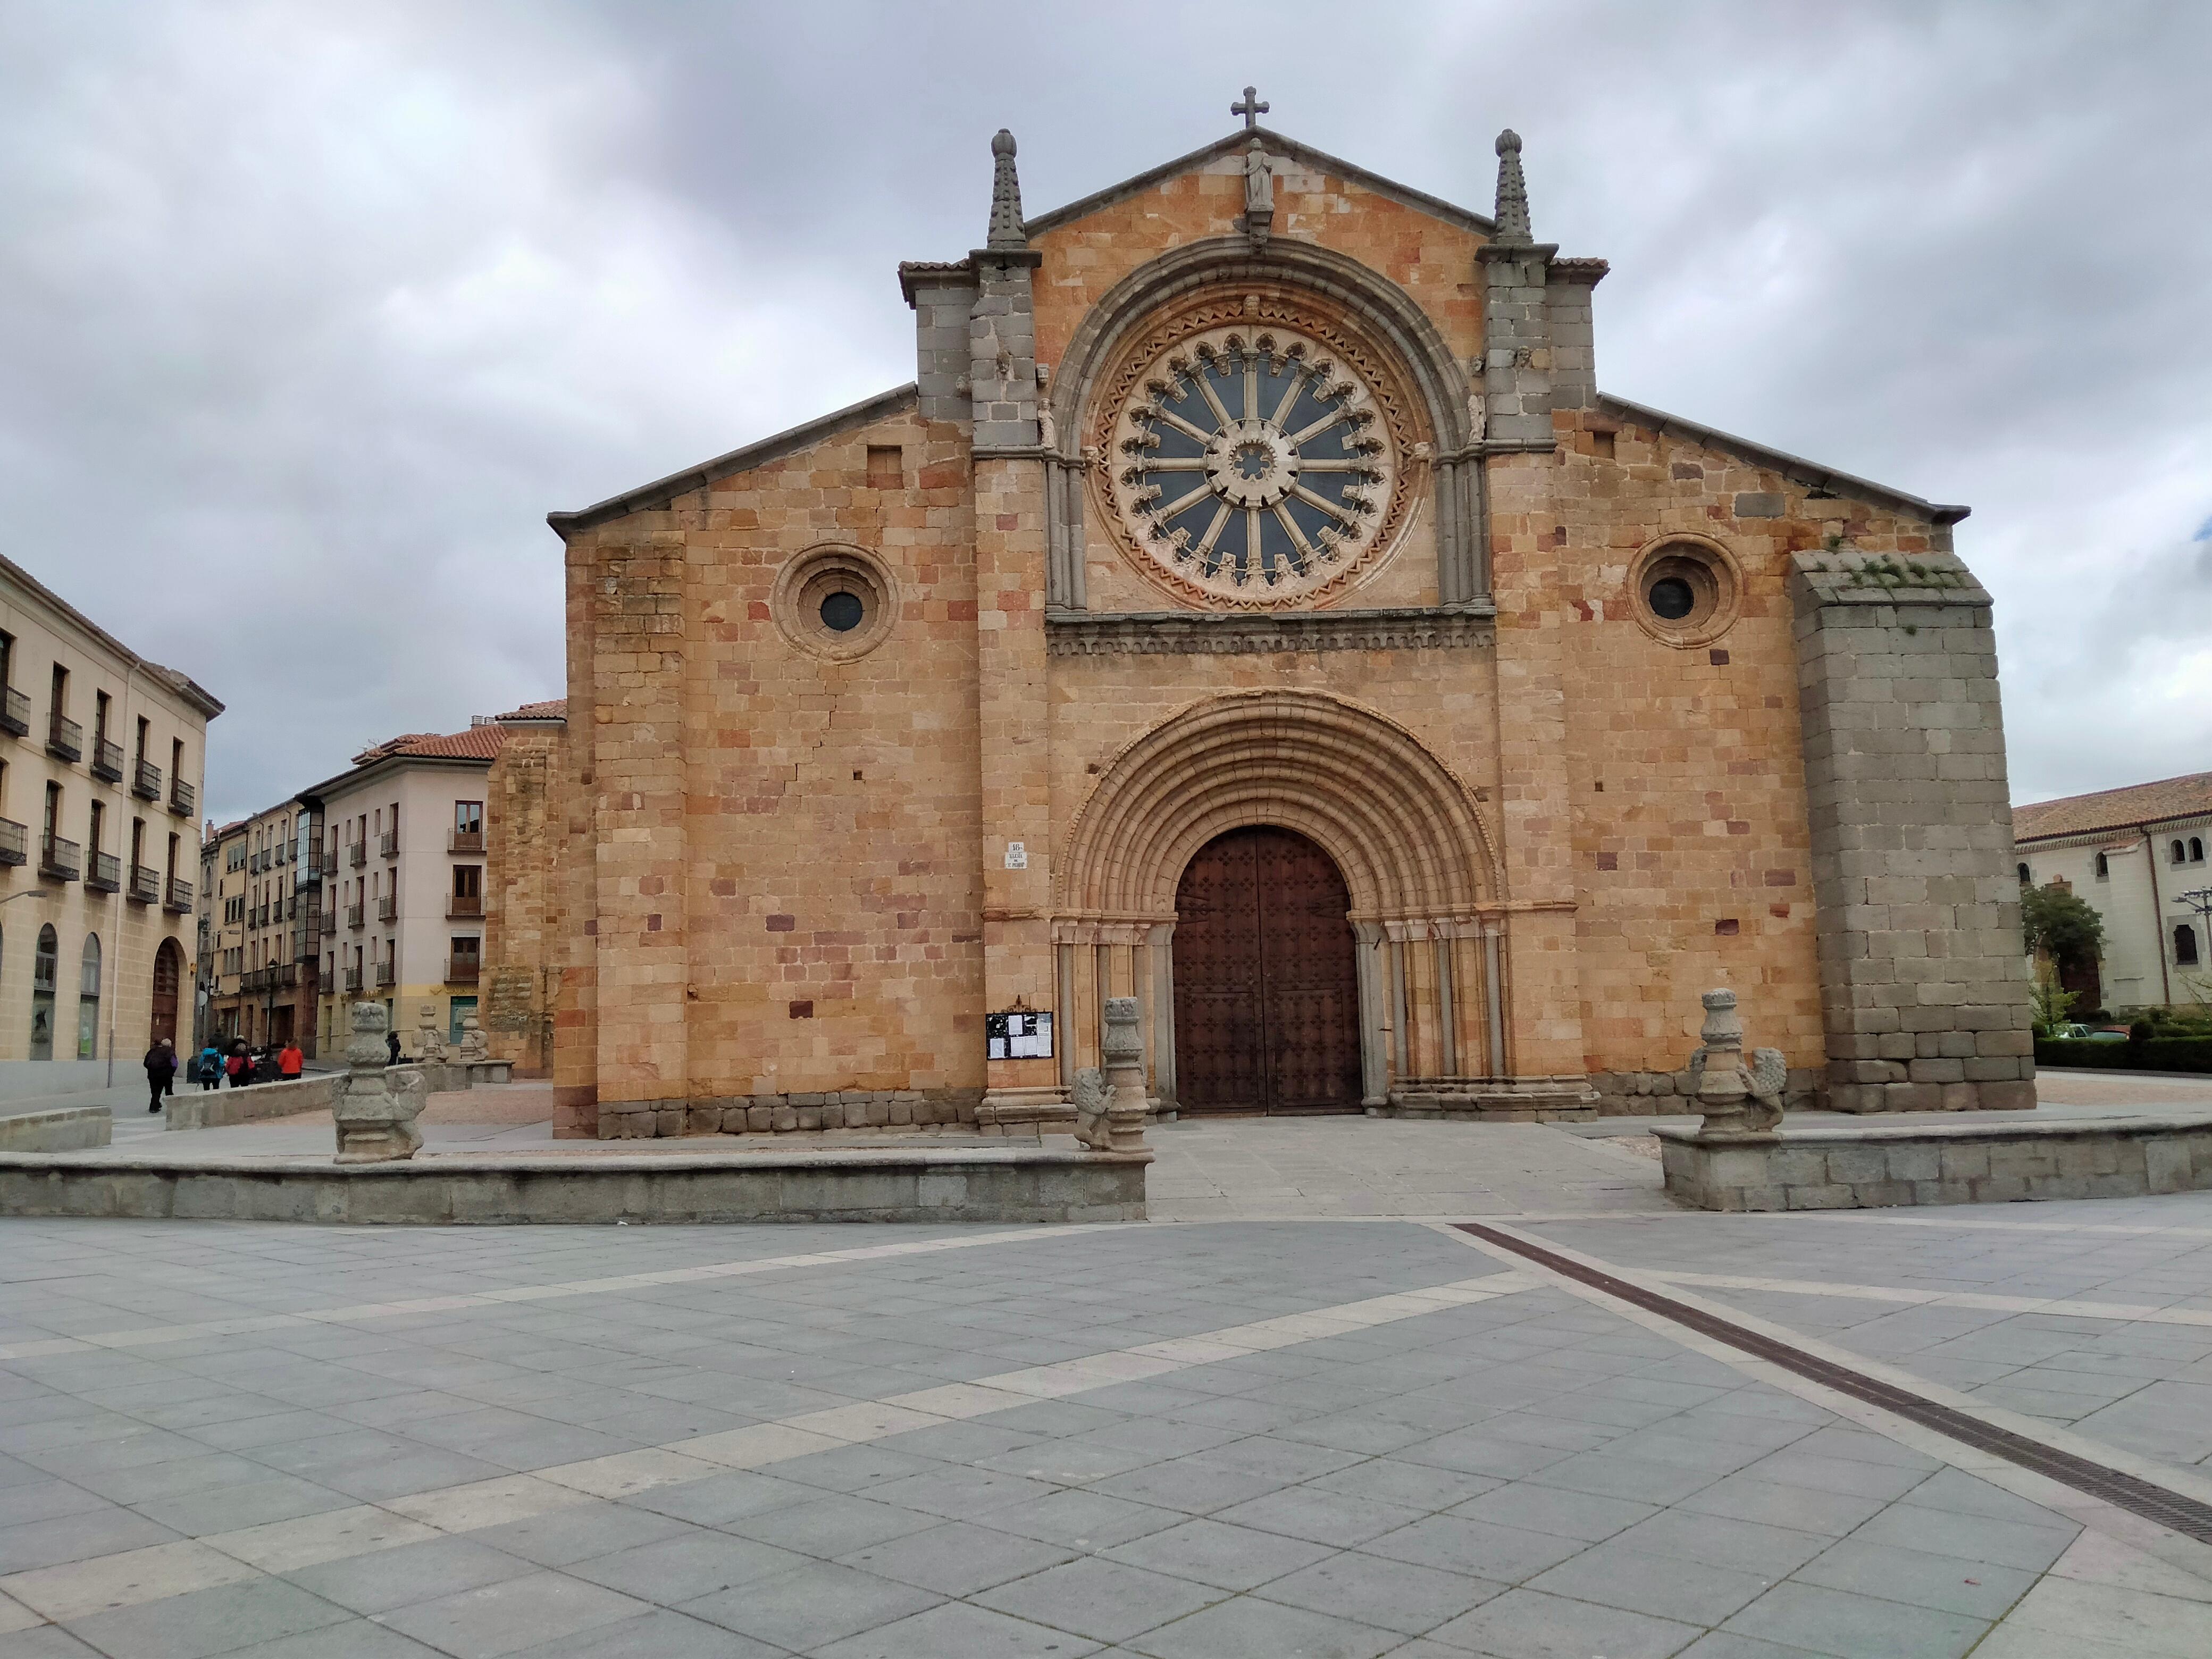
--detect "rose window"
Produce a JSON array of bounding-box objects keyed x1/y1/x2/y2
[{"x1": 1106, "y1": 324, "x2": 1400, "y2": 606}]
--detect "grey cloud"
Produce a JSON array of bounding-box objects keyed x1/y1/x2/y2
[{"x1": 1, "y1": 0, "x2": 2205, "y2": 820}]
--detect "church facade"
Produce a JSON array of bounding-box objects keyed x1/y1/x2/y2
[{"x1": 540, "y1": 113, "x2": 2034, "y2": 1139}]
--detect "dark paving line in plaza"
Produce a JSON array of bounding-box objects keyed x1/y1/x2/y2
[{"x1": 1454, "y1": 1219, "x2": 2212, "y2": 1548}]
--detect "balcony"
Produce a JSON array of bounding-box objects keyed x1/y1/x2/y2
[
  {"x1": 380, "y1": 830, "x2": 399, "y2": 858},
  {"x1": 348, "y1": 842, "x2": 366, "y2": 868},
  {"x1": 318, "y1": 908, "x2": 336, "y2": 936},
  {"x1": 132, "y1": 758, "x2": 162, "y2": 800},
  {"x1": 0, "y1": 686, "x2": 26, "y2": 738},
  {"x1": 343, "y1": 967, "x2": 364, "y2": 993},
  {"x1": 376, "y1": 894, "x2": 397, "y2": 924},
  {"x1": 163, "y1": 875, "x2": 192, "y2": 912},
  {"x1": 242, "y1": 966, "x2": 268, "y2": 993},
  {"x1": 320, "y1": 851, "x2": 338, "y2": 877},
  {"x1": 0, "y1": 818, "x2": 24, "y2": 867},
  {"x1": 449, "y1": 827, "x2": 485, "y2": 854},
  {"x1": 128, "y1": 864, "x2": 160, "y2": 903},
  {"x1": 169, "y1": 778, "x2": 194, "y2": 817},
  {"x1": 347, "y1": 902, "x2": 365, "y2": 930},
  {"x1": 271, "y1": 962, "x2": 299, "y2": 990},
  {"x1": 446, "y1": 953, "x2": 481, "y2": 985},
  {"x1": 38, "y1": 833, "x2": 80, "y2": 882},
  {"x1": 447, "y1": 893, "x2": 484, "y2": 920},
  {"x1": 86, "y1": 851, "x2": 121, "y2": 893},
  {"x1": 46, "y1": 713, "x2": 82, "y2": 764},
  {"x1": 373, "y1": 961, "x2": 395, "y2": 988},
  {"x1": 91, "y1": 738, "x2": 124, "y2": 784}
]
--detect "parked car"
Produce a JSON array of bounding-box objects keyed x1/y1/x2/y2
[{"x1": 2050, "y1": 1024, "x2": 2129, "y2": 1042}]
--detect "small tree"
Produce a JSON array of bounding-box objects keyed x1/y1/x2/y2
[
  {"x1": 2029, "y1": 960, "x2": 2075, "y2": 1036},
  {"x1": 2021, "y1": 883, "x2": 2105, "y2": 977}
]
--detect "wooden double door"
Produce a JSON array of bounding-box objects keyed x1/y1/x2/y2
[{"x1": 1172, "y1": 827, "x2": 1362, "y2": 1113}]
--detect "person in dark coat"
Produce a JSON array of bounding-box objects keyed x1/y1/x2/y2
[
  {"x1": 143, "y1": 1039, "x2": 177, "y2": 1113},
  {"x1": 386, "y1": 1029, "x2": 401, "y2": 1066}
]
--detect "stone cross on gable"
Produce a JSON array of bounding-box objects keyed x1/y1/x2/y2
[{"x1": 1232, "y1": 86, "x2": 1269, "y2": 130}]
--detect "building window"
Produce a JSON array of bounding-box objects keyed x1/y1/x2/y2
[
  {"x1": 2016, "y1": 862, "x2": 2031, "y2": 884},
  {"x1": 2173, "y1": 840, "x2": 2188, "y2": 865},
  {"x1": 2178, "y1": 925, "x2": 2201, "y2": 968},
  {"x1": 2194, "y1": 838, "x2": 2206, "y2": 864},
  {"x1": 2094, "y1": 853, "x2": 2108, "y2": 879},
  {"x1": 454, "y1": 801, "x2": 483, "y2": 853},
  {"x1": 30, "y1": 924, "x2": 57, "y2": 1061},
  {"x1": 78, "y1": 936, "x2": 101, "y2": 1061},
  {"x1": 451, "y1": 864, "x2": 482, "y2": 918}
]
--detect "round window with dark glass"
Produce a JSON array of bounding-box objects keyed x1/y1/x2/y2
[
  {"x1": 819, "y1": 591, "x2": 865, "y2": 633},
  {"x1": 1647, "y1": 576, "x2": 1696, "y2": 621}
]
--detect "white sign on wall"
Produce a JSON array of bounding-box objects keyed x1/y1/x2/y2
[{"x1": 1004, "y1": 841, "x2": 1028, "y2": 870}]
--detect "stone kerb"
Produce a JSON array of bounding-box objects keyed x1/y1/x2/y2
[
  {"x1": 0, "y1": 1107, "x2": 111, "y2": 1152},
  {"x1": 166, "y1": 1073, "x2": 341, "y2": 1131},
  {"x1": 1656, "y1": 1111, "x2": 2212, "y2": 1211}
]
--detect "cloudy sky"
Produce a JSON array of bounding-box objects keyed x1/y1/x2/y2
[{"x1": 3, "y1": 1, "x2": 2205, "y2": 822}]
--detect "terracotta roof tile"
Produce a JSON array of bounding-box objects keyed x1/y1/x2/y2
[
  {"x1": 350, "y1": 724, "x2": 508, "y2": 766},
  {"x1": 2014, "y1": 772, "x2": 2212, "y2": 842},
  {"x1": 495, "y1": 698, "x2": 566, "y2": 722}
]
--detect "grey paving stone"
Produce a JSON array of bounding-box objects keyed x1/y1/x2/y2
[
  {"x1": 1425, "y1": 1584, "x2": 1703, "y2": 1658},
  {"x1": 1132, "y1": 1595, "x2": 1401, "y2": 1659},
  {"x1": 0, "y1": 1506, "x2": 179, "y2": 1574},
  {"x1": 625, "y1": 1468, "x2": 817, "y2": 1527},
  {"x1": 816, "y1": 1598, "x2": 1106, "y2": 1659},
  {"x1": 976, "y1": 1554, "x2": 1221, "y2": 1642},
  {"x1": 1090, "y1": 1454, "x2": 1292, "y2": 1515},
  {"x1": 1358, "y1": 1513, "x2": 1587, "y2": 1582},
  {"x1": 61, "y1": 1577, "x2": 350, "y2": 1659},
  {"x1": 990, "y1": 1487, "x2": 1187, "y2": 1551},
  {"x1": 1103, "y1": 1516, "x2": 1337, "y2": 1591},
  {"x1": 468, "y1": 1499, "x2": 697, "y2": 1567},
  {"x1": 1307, "y1": 1456, "x2": 1497, "y2": 1512},
  {"x1": 1850, "y1": 1502, "x2": 2077, "y2": 1572},
  {"x1": 1793, "y1": 1536, "x2": 2035, "y2": 1620},
  {"x1": 1527, "y1": 1538, "x2": 1776, "y2": 1624},
  {"x1": 564, "y1": 1529, "x2": 811, "y2": 1604},
  {"x1": 1606, "y1": 1505, "x2": 1833, "y2": 1579},
  {"x1": 1449, "y1": 1480, "x2": 1657, "y2": 1541},
  {"x1": 727, "y1": 1490, "x2": 941, "y2": 1557},
  {"x1": 1258, "y1": 1552, "x2": 1508, "y2": 1636},
  {"x1": 866, "y1": 1464, "x2": 1061, "y2": 1521},
  {"x1": 499, "y1": 1607, "x2": 785, "y2": 1658},
  {"x1": 838, "y1": 1519, "x2": 1078, "y2": 1596},
  {"x1": 282, "y1": 1535, "x2": 538, "y2": 1614},
  {"x1": 222, "y1": 1621, "x2": 451, "y2": 1657},
  {"x1": 680, "y1": 1560, "x2": 942, "y2": 1650},
  {"x1": 1721, "y1": 1580, "x2": 1990, "y2": 1657},
  {"x1": 1211, "y1": 1485, "x2": 1427, "y2": 1547},
  {"x1": 376, "y1": 1571, "x2": 649, "y2": 1659}
]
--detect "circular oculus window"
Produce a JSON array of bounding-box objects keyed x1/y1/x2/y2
[
  {"x1": 771, "y1": 545, "x2": 897, "y2": 660},
  {"x1": 1628, "y1": 537, "x2": 1741, "y2": 647},
  {"x1": 1101, "y1": 320, "x2": 1408, "y2": 608}
]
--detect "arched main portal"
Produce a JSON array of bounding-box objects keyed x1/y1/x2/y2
[
  {"x1": 150, "y1": 938, "x2": 182, "y2": 1046},
  {"x1": 1173, "y1": 827, "x2": 1361, "y2": 1114}
]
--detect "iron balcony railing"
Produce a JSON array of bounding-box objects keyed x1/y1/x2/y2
[
  {"x1": 46, "y1": 713, "x2": 82, "y2": 764},
  {"x1": 373, "y1": 961, "x2": 395, "y2": 988},
  {"x1": 319, "y1": 908, "x2": 336, "y2": 936},
  {"x1": 132, "y1": 758, "x2": 161, "y2": 800},
  {"x1": 449, "y1": 827, "x2": 485, "y2": 854},
  {"x1": 164, "y1": 875, "x2": 192, "y2": 912},
  {"x1": 348, "y1": 842, "x2": 366, "y2": 868},
  {"x1": 380, "y1": 830, "x2": 398, "y2": 858},
  {"x1": 169, "y1": 778, "x2": 194, "y2": 816},
  {"x1": 91, "y1": 738, "x2": 123, "y2": 783},
  {"x1": 346, "y1": 902, "x2": 365, "y2": 929},
  {"x1": 129, "y1": 864, "x2": 160, "y2": 902},
  {"x1": 343, "y1": 967, "x2": 364, "y2": 993},
  {"x1": 447, "y1": 893, "x2": 484, "y2": 919},
  {"x1": 0, "y1": 818, "x2": 24, "y2": 867},
  {"x1": 320, "y1": 851, "x2": 338, "y2": 877},
  {"x1": 86, "y1": 851, "x2": 121, "y2": 892},
  {"x1": 0, "y1": 686, "x2": 26, "y2": 738},
  {"x1": 376, "y1": 894, "x2": 397, "y2": 923},
  {"x1": 39, "y1": 833, "x2": 80, "y2": 881},
  {"x1": 446, "y1": 953, "x2": 481, "y2": 984}
]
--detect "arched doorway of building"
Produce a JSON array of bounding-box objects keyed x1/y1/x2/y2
[
  {"x1": 150, "y1": 938, "x2": 182, "y2": 1047},
  {"x1": 1172, "y1": 826, "x2": 1362, "y2": 1114}
]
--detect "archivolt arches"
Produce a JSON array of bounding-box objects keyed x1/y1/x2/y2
[{"x1": 1058, "y1": 690, "x2": 1498, "y2": 921}]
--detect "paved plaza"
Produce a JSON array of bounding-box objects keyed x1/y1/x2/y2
[{"x1": 2, "y1": 1078, "x2": 2212, "y2": 1655}]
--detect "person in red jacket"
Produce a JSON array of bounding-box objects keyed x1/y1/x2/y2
[{"x1": 279, "y1": 1041, "x2": 304, "y2": 1081}]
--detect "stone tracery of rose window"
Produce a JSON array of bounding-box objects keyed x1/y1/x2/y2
[{"x1": 1096, "y1": 313, "x2": 1413, "y2": 608}]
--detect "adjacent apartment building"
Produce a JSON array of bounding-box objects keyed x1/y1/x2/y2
[
  {"x1": 299, "y1": 722, "x2": 509, "y2": 1057},
  {"x1": 2014, "y1": 770, "x2": 2212, "y2": 1012},
  {"x1": 199, "y1": 798, "x2": 324, "y2": 1054},
  {"x1": 0, "y1": 552, "x2": 220, "y2": 1098}
]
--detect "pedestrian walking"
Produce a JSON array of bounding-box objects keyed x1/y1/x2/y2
[
  {"x1": 143, "y1": 1038, "x2": 177, "y2": 1114},
  {"x1": 386, "y1": 1029, "x2": 401, "y2": 1067},
  {"x1": 225, "y1": 1043, "x2": 250, "y2": 1087},
  {"x1": 196, "y1": 1044, "x2": 222, "y2": 1090},
  {"x1": 279, "y1": 1040, "x2": 303, "y2": 1082}
]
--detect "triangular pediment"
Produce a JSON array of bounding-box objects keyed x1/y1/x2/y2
[{"x1": 1022, "y1": 125, "x2": 1495, "y2": 241}]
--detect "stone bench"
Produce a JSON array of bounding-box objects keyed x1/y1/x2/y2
[
  {"x1": 166, "y1": 1073, "x2": 342, "y2": 1130},
  {"x1": 0, "y1": 1107, "x2": 111, "y2": 1152},
  {"x1": 1657, "y1": 1112, "x2": 2212, "y2": 1211}
]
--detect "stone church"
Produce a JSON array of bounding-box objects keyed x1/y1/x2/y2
[{"x1": 536, "y1": 104, "x2": 2034, "y2": 1139}]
